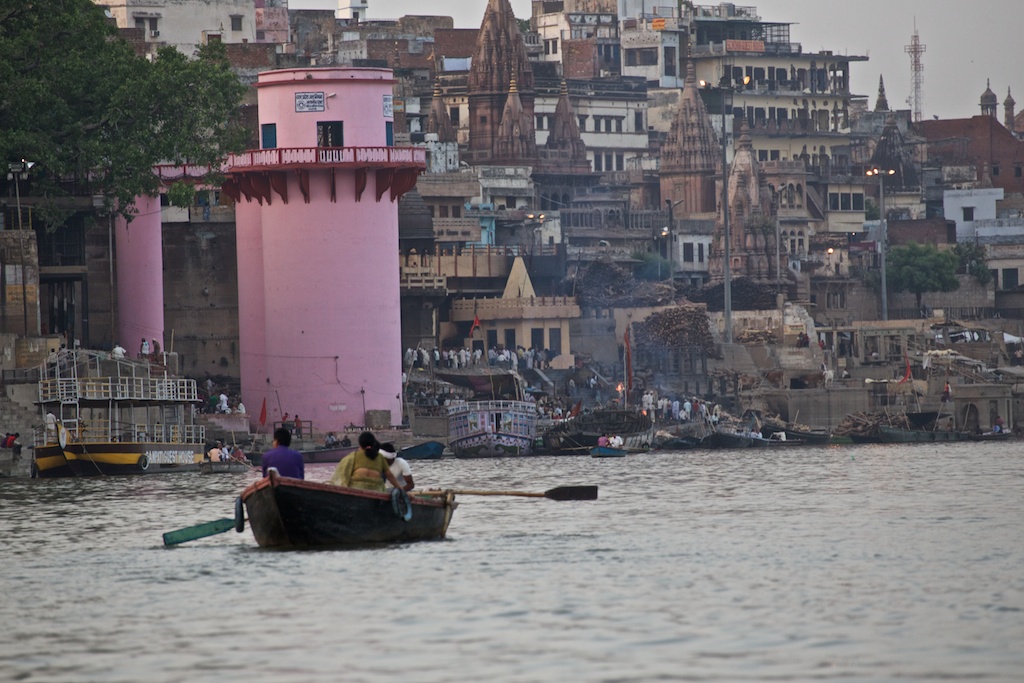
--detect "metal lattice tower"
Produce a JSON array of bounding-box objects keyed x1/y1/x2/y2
[{"x1": 905, "y1": 22, "x2": 926, "y2": 122}]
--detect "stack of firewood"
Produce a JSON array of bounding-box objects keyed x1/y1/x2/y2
[
  {"x1": 575, "y1": 259, "x2": 679, "y2": 308},
  {"x1": 681, "y1": 278, "x2": 778, "y2": 312},
  {"x1": 634, "y1": 306, "x2": 715, "y2": 354},
  {"x1": 833, "y1": 411, "x2": 913, "y2": 437},
  {"x1": 735, "y1": 329, "x2": 778, "y2": 345}
]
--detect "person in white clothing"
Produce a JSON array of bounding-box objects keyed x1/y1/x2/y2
[
  {"x1": 380, "y1": 443, "x2": 414, "y2": 492},
  {"x1": 111, "y1": 344, "x2": 126, "y2": 359}
]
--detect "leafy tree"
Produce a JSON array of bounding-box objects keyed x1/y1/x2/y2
[
  {"x1": 887, "y1": 242, "x2": 959, "y2": 310},
  {"x1": 953, "y1": 242, "x2": 993, "y2": 286},
  {"x1": 0, "y1": 0, "x2": 248, "y2": 226}
]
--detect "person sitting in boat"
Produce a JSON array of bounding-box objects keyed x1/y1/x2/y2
[
  {"x1": 340, "y1": 434, "x2": 352, "y2": 447},
  {"x1": 324, "y1": 432, "x2": 339, "y2": 449},
  {"x1": 609, "y1": 435, "x2": 624, "y2": 449},
  {"x1": 206, "y1": 441, "x2": 223, "y2": 462},
  {"x1": 993, "y1": 416, "x2": 1005, "y2": 433},
  {"x1": 261, "y1": 427, "x2": 304, "y2": 479},
  {"x1": 329, "y1": 431, "x2": 402, "y2": 492},
  {"x1": 380, "y1": 443, "x2": 415, "y2": 492},
  {"x1": 597, "y1": 433, "x2": 610, "y2": 448}
]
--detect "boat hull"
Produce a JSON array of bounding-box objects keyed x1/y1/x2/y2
[
  {"x1": 199, "y1": 461, "x2": 252, "y2": 474},
  {"x1": 590, "y1": 446, "x2": 627, "y2": 457},
  {"x1": 241, "y1": 472, "x2": 456, "y2": 548},
  {"x1": 878, "y1": 426, "x2": 968, "y2": 443},
  {"x1": 34, "y1": 442, "x2": 204, "y2": 478},
  {"x1": 399, "y1": 441, "x2": 445, "y2": 460},
  {"x1": 542, "y1": 409, "x2": 655, "y2": 454},
  {"x1": 447, "y1": 400, "x2": 537, "y2": 458}
]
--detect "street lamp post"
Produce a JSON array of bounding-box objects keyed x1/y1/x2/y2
[
  {"x1": 7, "y1": 160, "x2": 35, "y2": 335},
  {"x1": 700, "y1": 76, "x2": 748, "y2": 343},
  {"x1": 663, "y1": 199, "x2": 684, "y2": 284},
  {"x1": 866, "y1": 167, "x2": 896, "y2": 320}
]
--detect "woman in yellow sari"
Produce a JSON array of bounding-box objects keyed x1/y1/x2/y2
[{"x1": 330, "y1": 431, "x2": 403, "y2": 491}]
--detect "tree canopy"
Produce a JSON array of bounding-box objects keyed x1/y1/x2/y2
[
  {"x1": 887, "y1": 242, "x2": 960, "y2": 309},
  {"x1": 0, "y1": 0, "x2": 248, "y2": 226}
]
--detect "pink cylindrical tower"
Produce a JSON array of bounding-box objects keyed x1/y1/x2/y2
[
  {"x1": 224, "y1": 67, "x2": 424, "y2": 432},
  {"x1": 116, "y1": 194, "x2": 164, "y2": 355}
]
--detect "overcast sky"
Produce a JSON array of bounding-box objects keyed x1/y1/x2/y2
[{"x1": 366, "y1": 0, "x2": 1021, "y2": 121}]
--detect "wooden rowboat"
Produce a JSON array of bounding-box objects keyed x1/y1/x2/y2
[
  {"x1": 239, "y1": 470, "x2": 457, "y2": 548},
  {"x1": 399, "y1": 440, "x2": 446, "y2": 460},
  {"x1": 590, "y1": 446, "x2": 627, "y2": 458},
  {"x1": 198, "y1": 460, "x2": 252, "y2": 474}
]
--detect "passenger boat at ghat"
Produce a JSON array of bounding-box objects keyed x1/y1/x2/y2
[
  {"x1": 438, "y1": 369, "x2": 537, "y2": 458},
  {"x1": 32, "y1": 349, "x2": 205, "y2": 478},
  {"x1": 542, "y1": 408, "x2": 655, "y2": 455},
  {"x1": 240, "y1": 470, "x2": 457, "y2": 548}
]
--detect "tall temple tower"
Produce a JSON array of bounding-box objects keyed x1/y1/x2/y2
[
  {"x1": 660, "y1": 62, "x2": 721, "y2": 215},
  {"x1": 466, "y1": 0, "x2": 536, "y2": 164},
  {"x1": 224, "y1": 67, "x2": 425, "y2": 430},
  {"x1": 708, "y1": 120, "x2": 777, "y2": 283}
]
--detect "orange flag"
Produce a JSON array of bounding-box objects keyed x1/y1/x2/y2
[
  {"x1": 469, "y1": 315, "x2": 481, "y2": 336},
  {"x1": 258, "y1": 397, "x2": 267, "y2": 426}
]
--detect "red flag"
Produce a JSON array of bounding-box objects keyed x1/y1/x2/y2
[
  {"x1": 624, "y1": 328, "x2": 633, "y2": 394},
  {"x1": 569, "y1": 400, "x2": 583, "y2": 418},
  {"x1": 258, "y1": 397, "x2": 267, "y2": 426},
  {"x1": 469, "y1": 315, "x2": 481, "y2": 336},
  {"x1": 897, "y1": 353, "x2": 911, "y2": 384}
]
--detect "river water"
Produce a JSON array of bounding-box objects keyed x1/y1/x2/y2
[{"x1": 1, "y1": 443, "x2": 1022, "y2": 682}]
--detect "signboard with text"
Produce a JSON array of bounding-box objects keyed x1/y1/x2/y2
[
  {"x1": 295, "y1": 91, "x2": 325, "y2": 113},
  {"x1": 725, "y1": 39, "x2": 765, "y2": 53}
]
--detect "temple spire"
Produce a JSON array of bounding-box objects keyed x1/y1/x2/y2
[{"x1": 875, "y1": 75, "x2": 890, "y2": 112}]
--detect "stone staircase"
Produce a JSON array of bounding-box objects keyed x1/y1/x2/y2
[{"x1": 0, "y1": 391, "x2": 40, "y2": 477}]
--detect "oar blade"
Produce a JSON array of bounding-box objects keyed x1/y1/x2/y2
[
  {"x1": 544, "y1": 485, "x2": 598, "y2": 501},
  {"x1": 163, "y1": 518, "x2": 237, "y2": 546}
]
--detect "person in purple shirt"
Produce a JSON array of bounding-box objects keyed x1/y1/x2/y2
[{"x1": 261, "y1": 427, "x2": 304, "y2": 479}]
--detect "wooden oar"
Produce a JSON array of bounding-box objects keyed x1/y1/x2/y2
[
  {"x1": 163, "y1": 517, "x2": 237, "y2": 546},
  {"x1": 417, "y1": 485, "x2": 597, "y2": 501}
]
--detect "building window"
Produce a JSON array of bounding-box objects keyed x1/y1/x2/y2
[
  {"x1": 578, "y1": 115, "x2": 587, "y2": 131},
  {"x1": 634, "y1": 110, "x2": 643, "y2": 131},
  {"x1": 317, "y1": 121, "x2": 344, "y2": 147},
  {"x1": 536, "y1": 115, "x2": 544, "y2": 130},
  {"x1": 135, "y1": 18, "x2": 145, "y2": 30},
  {"x1": 449, "y1": 107, "x2": 460, "y2": 126},
  {"x1": 758, "y1": 150, "x2": 768, "y2": 162},
  {"x1": 594, "y1": 155, "x2": 602, "y2": 172},
  {"x1": 770, "y1": 149, "x2": 780, "y2": 161},
  {"x1": 149, "y1": 17, "x2": 158, "y2": 31},
  {"x1": 549, "y1": 328, "x2": 562, "y2": 355},
  {"x1": 604, "y1": 153, "x2": 612, "y2": 170},
  {"x1": 852, "y1": 193, "x2": 864, "y2": 211},
  {"x1": 1016, "y1": 166, "x2": 1022, "y2": 178},
  {"x1": 663, "y1": 46, "x2": 676, "y2": 77},
  {"x1": 962, "y1": 206, "x2": 975, "y2": 221},
  {"x1": 616, "y1": 153, "x2": 624, "y2": 170},
  {"x1": 992, "y1": 165, "x2": 1000, "y2": 176},
  {"x1": 683, "y1": 243, "x2": 694, "y2": 263},
  {"x1": 385, "y1": 121, "x2": 393, "y2": 146},
  {"x1": 260, "y1": 123, "x2": 277, "y2": 149},
  {"x1": 1002, "y1": 268, "x2": 1019, "y2": 289},
  {"x1": 698, "y1": 243, "x2": 705, "y2": 263},
  {"x1": 230, "y1": 15, "x2": 242, "y2": 31}
]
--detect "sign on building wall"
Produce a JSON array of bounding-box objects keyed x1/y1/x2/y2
[
  {"x1": 295, "y1": 92, "x2": 326, "y2": 112},
  {"x1": 725, "y1": 39, "x2": 765, "y2": 53},
  {"x1": 382, "y1": 94, "x2": 393, "y2": 118}
]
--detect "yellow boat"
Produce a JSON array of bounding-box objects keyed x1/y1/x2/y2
[{"x1": 33, "y1": 350, "x2": 205, "y2": 478}]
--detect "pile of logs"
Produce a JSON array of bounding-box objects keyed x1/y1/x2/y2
[
  {"x1": 634, "y1": 306, "x2": 715, "y2": 354},
  {"x1": 833, "y1": 411, "x2": 913, "y2": 438},
  {"x1": 575, "y1": 259, "x2": 678, "y2": 308},
  {"x1": 681, "y1": 278, "x2": 779, "y2": 312},
  {"x1": 734, "y1": 329, "x2": 778, "y2": 345}
]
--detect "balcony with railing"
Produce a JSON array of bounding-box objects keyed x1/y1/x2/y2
[{"x1": 227, "y1": 146, "x2": 426, "y2": 170}]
